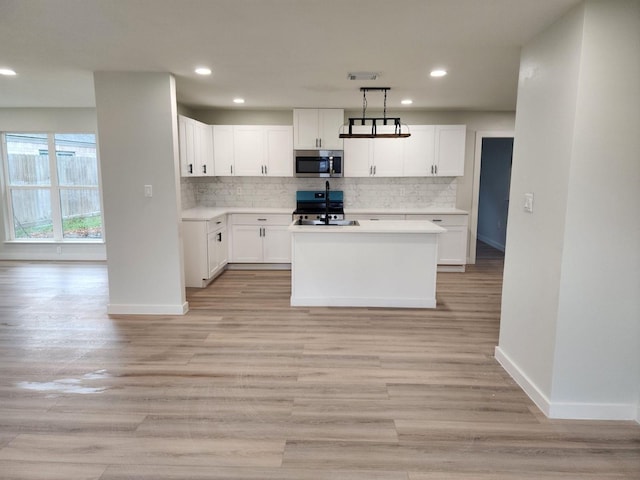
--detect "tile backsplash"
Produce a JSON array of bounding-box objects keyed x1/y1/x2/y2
[{"x1": 181, "y1": 176, "x2": 457, "y2": 210}]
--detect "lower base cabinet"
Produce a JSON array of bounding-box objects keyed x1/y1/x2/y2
[
  {"x1": 183, "y1": 216, "x2": 228, "y2": 287},
  {"x1": 230, "y1": 214, "x2": 292, "y2": 263},
  {"x1": 405, "y1": 214, "x2": 468, "y2": 266}
]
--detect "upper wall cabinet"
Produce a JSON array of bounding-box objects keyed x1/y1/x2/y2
[
  {"x1": 433, "y1": 125, "x2": 466, "y2": 177},
  {"x1": 293, "y1": 108, "x2": 344, "y2": 150},
  {"x1": 343, "y1": 125, "x2": 404, "y2": 177},
  {"x1": 213, "y1": 125, "x2": 293, "y2": 177},
  {"x1": 178, "y1": 115, "x2": 214, "y2": 177},
  {"x1": 343, "y1": 124, "x2": 466, "y2": 178}
]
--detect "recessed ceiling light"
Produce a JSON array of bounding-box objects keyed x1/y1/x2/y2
[
  {"x1": 233, "y1": 98, "x2": 245, "y2": 104},
  {"x1": 0, "y1": 68, "x2": 17, "y2": 76},
  {"x1": 430, "y1": 69, "x2": 447, "y2": 78},
  {"x1": 401, "y1": 99, "x2": 413, "y2": 105},
  {"x1": 194, "y1": 67, "x2": 212, "y2": 75}
]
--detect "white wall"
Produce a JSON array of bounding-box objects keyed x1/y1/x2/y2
[
  {"x1": 94, "y1": 72, "x2": 187, "y2": 315},
  {"x1": 497, "y1": 0, "x2": 640, "y2": 420},
  {"x1": 0, "y1": 108, "x2": 106, "y2": 260},
  {"x1": 551, "y1": 0, "x2": 640, "y2": 418}
]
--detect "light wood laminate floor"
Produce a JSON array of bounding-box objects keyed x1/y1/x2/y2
[{"x1": 0, "y1": 245, "x2": 638, "y2": 479}]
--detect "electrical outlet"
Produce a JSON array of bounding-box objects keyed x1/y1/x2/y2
[
  {"x1": 56, "y1": 246, "x2": 62, "y2": 254},
  {"x1": 144, "y1": 185, "x2": 153, "y2": 197}
]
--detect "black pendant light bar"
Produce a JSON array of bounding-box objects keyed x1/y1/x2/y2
[{"x1": 339, "y1": 87, "x2": 411, "y2": 138}]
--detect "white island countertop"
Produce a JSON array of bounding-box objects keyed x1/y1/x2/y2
[{"x1": 289, "y1": 219, "x2": 446, "y2": 234}]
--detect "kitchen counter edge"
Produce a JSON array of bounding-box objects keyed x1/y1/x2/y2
[{"x1": 183, "y1": 207, "x2": 468, "y2": 221}]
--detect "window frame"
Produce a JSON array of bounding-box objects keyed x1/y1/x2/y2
[{"x1": 1, "y1": 132, "x2": 104, "y2": 243}]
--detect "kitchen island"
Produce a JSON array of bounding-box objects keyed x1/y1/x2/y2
[{"x1": 289, "y1": 220, "x2": 446, "y2": 308}]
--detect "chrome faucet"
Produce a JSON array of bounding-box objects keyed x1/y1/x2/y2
[{"x1": 324, "y1": 180, "x2": 330, "y2": 225}]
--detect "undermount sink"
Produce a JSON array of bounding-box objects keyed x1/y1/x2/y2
[{"x1": 295, "y1": 219, "x2": 360, "y2": 226}]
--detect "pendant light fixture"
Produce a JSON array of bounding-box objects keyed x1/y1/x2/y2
[{"x1": 339, "y1": 87, "x2": 410, "y2": 138}]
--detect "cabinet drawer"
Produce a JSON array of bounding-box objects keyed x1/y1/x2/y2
[
  {"x1": 207, "y1": 215, "x2": 226, "y2": 233},
  {"x1": 230, "y1": 213, "x2": 292, "y2": 226},
  {"x1": 405, "y1": 214, "x2": 468, "y2": 226}
]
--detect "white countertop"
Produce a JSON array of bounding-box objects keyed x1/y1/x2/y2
[
  {"x1": 183, "y1": 206, "x2": 468, "y2": 221},
  {"x1": 182, "y1": 207, "x2": 292, "y2": 221},
  {"x1": 345, "y1": 207, "x2": 468, "y2": 215},
  {"x1": 289, "y1": 219, "x2": 446, "y2": 234}
]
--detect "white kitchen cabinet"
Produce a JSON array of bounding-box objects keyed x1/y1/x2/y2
[
  {"x1": 213, "y1": 125, "x2": 234, "y2": 176},
  {"x1": 293, "y1": 108, "x2": 344, "y2": 150},
  {"x1": 183, "y1": 215, "x2": 228, "y2": 287},
  {"x1": 220, "y1": 125, "x2": 292, "y2": 177},
  {"x1": 405, "y1": 213, "x2": 469, "y2": 268},
  {"x1": 230, "y1": 214, "x2": 291, "y2": 263},
  {"x1": 343, "y1": 126, "x2": 404, "y2": 177},
  {"x1": 343, "y1": 124, "x2": 465, "y2": 177},
  {"x1": 433, "y1": 125, "x2": 466, "y2": 176},
  {"x1": 403, "y1": 125, "x2": 435, "y2": 176},
  {"x1": 178, "y1": 115, "x2": 214, "y2": 177},
  {"x1": 233, "y1": 125, "x2": 265, "y2": 176},
  {"x1": 264, "y1": 125, "x2": 293, "y2": 176}
]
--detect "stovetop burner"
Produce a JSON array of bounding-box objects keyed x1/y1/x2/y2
[{"x1": 293, "y1": 190, "x2": 345, "y2": 221}]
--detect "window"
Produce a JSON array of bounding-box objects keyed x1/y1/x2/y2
[{"x1": 2, "y1": 132, "x2": 103, "y2": 241}]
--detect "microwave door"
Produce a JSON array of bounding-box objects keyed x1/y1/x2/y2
[{"x1": 297, "y1": 158, "x2": 329, "y2": 175}]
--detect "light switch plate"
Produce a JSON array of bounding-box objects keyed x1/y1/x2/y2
[
  {"x1": 524, "y1": 192, "x2": 534, "y2": 213},
  {"x1": 144, "y1": 185, "x2": 153, "y2": 197}
]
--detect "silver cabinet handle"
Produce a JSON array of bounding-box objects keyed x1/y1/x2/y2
[
  {"x1": 202, "y1": 164, "x2": 207, "y2": 174},
  {"x1": 230, "y1": 165, "x2": 233, "y2": 174},
  {"x1": 188, "y1": 163, "x2": 193, "y2": 174},
  {"x1": 434, "y1": 165, "x2": 438, "y2": 175},
  {"x1": 264, "y1": 165, "x2": 268, "y2": 175},
  {"x1": 373, "y1": 165, "x2": 376, "y2": 175},
  {"x1": 257, "y1": 218, "x2": 267, "y2": 221}
]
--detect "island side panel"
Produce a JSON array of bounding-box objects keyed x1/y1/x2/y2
[{"x1": 290, "y1": 231, "x2": 439, "y2": 308}]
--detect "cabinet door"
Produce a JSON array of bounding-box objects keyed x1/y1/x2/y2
[
  {"x1": 293, "y1": 109, "x2": 320, "y2": 149},
  {"x1": 216, "y1": 227, "x2": 228, "y2": 267},
  {"x1": 196, "y1": 123, "x2": 214, "y2": 176},
  {"x1": 437, "y1": 226, "x2": 467, "y2": 265},
  {"x1": 178, "y1": 115, "x2": 196, "y2": 176},
  {"x1": 403, "y1": 125, "x2": 435, "y2": 176},
  {"x1": 434, "y1": 125, "x2": 466, "y2": 176},
  {"x1": 343, "y1": 125, "x2": 372, "y2": 177},
  {"x1": 371, "y1": 132, "x2": 404, "y2": 177},
  {"x1": 213, "y1": 125, "x2": 235, "y2": 176},
  {"x1": 231, "y1": 225, "x2": 263, "y2": 262},
  {"x1": 263, "y1": 225, "x2": 291, "y2": 263},
  {"x1": 265, "y1": 126, "x2": 293, "y2": 177},
  {"x1": 182, "y1": 221, "x2": 208, "y2": 287},
  {"x1": 318, "y1": 108, "x2": 344, "y2": 150},
  {"x1": 233, "y1": 125, "x2": 264, "y2": 176},
  {"x1": 207, "y1": 231, "x2": 218, "y2": 277}
]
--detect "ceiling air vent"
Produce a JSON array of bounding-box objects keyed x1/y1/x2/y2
[{"x1": 347, "y1": 72, "x2": 379, "y2": 81}]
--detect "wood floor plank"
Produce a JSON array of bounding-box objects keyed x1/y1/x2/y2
[{"x1": 0, "y1": 245, "x2": 638, "y2": 478}]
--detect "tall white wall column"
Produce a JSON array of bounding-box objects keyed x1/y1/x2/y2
[
  {"x1": 94, "y1": 72, "x2": 187, "y2": 315},
  {"x1": 496, "y1": 0, "x2": 640, "y2": 421}
]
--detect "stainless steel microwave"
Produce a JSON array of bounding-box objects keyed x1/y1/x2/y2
[{"x1": 294, "y1": 150, "x2": 343, "y2": 178}]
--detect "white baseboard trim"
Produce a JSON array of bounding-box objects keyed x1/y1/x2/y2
[
  {"x1": 477, "y1": 234, "x2": 505, "y2": 252},
  {"x1": 227, "y1": 263, "x2": 291, "y2": 270},
  {"x1": 290, "y1": 296, "x2": 436, "y2": 308},
  {"x1": 495, "y1": 346, "x2": 638, "y2": 421},
  {"x1": 0, "y1": 253, "x2": 107, "y2": 261},
  {"x1": 494, "y1": 346, "x2": 551, "y2": 416},
  {"x1": 107, "y1": 301, "x2": 189, "y2": 315},
  {"x1": 548, "y1": 401, "x2": 638, "y2": 421}
]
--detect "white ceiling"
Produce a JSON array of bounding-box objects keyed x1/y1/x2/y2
[{"x1": 0, "y1": 0, "x2": 581, "y2": 111}]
